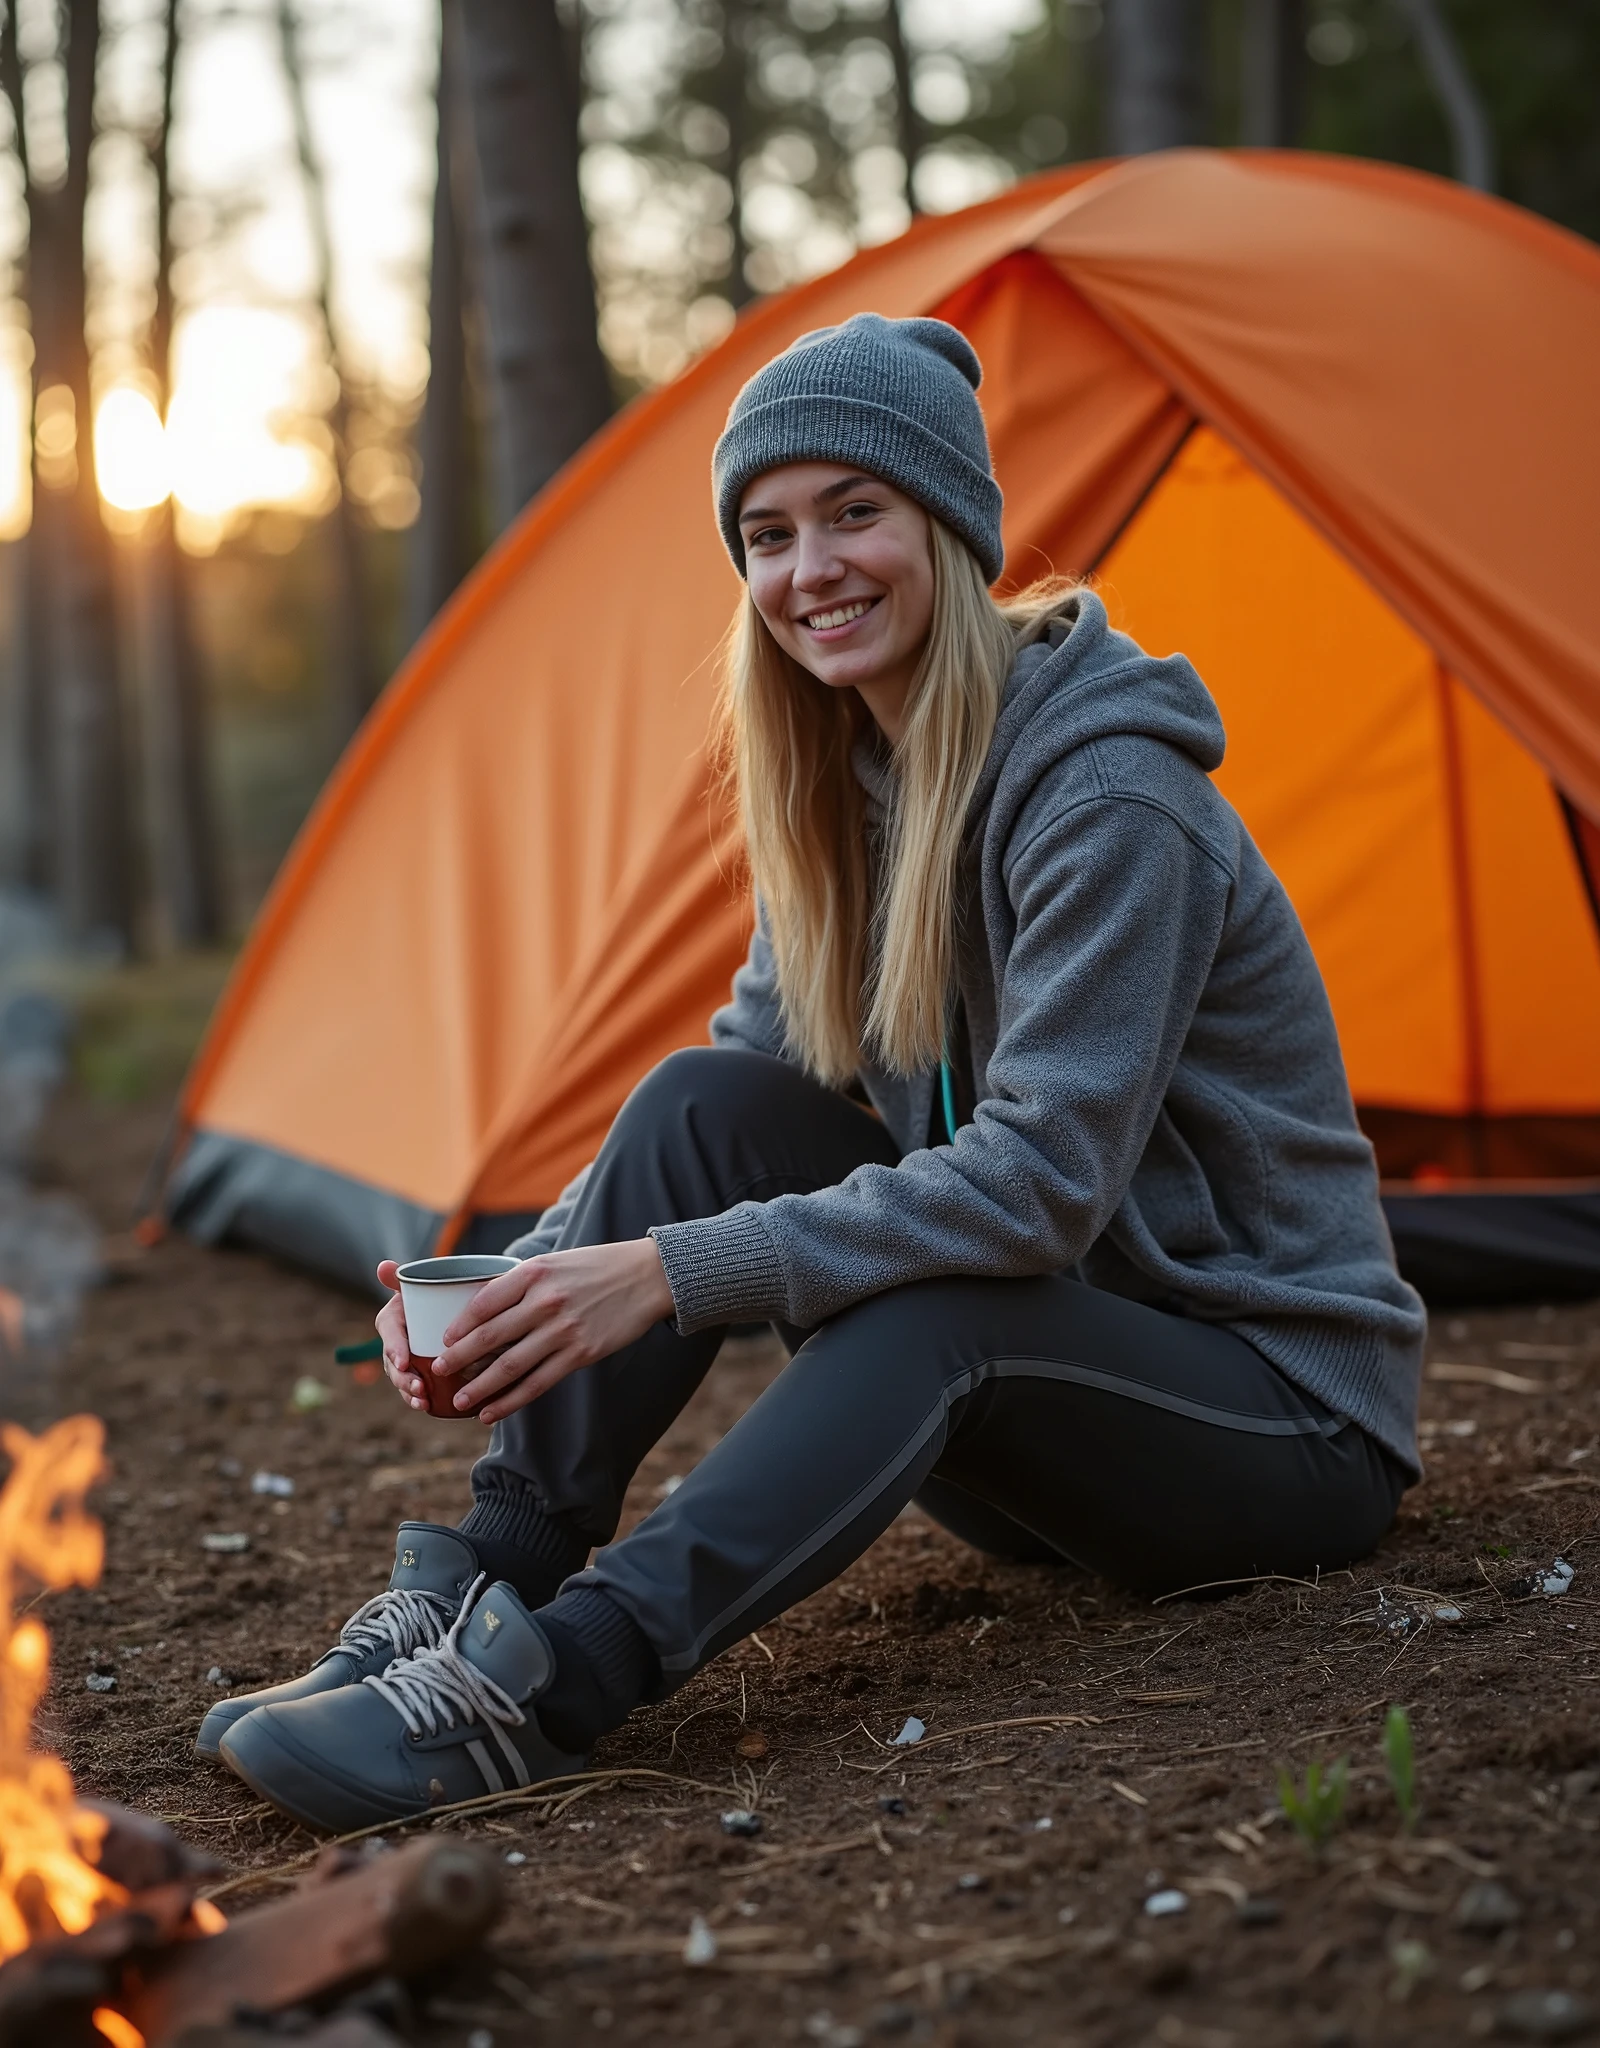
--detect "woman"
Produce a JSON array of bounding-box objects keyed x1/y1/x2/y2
[{"x1": 203, "y1": 315, "x2": 1424, "y2": 1832}]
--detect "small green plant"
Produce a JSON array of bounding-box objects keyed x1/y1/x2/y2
[
  {"x1": 1276, "y1": 1754, "x2": 1349, "y2": 1853},
  {"x1": 1384, "y1": 1703, "x2": 1417, "y2": 1831}
]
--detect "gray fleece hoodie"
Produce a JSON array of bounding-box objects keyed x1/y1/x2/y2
[{"x1": 515, "y1": 592, "x2": 1425, "y2": 1477}]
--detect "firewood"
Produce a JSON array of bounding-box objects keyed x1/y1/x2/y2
[
  {"x1": 82, "y1": 1802, "x2": 226, "y2": 1894},
  {"x1": 0, "y1": 1885, "x2": 194, "y2": 2048},
  {"x1": 128, "y1": 1840, "x2": 503, "y2": 2042}
]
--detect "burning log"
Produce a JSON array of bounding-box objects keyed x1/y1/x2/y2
[
  {"x1": 0, "y1": 1835, "x2": 502, "y2": 2045},
  {"x1": 0, "y1": 1882, "x2": 193, "y2": 2046},
  {"x1": 82, "y1": 1806, "x2": 225, "y2": 1897},
  {"x1": 128, "y1": 1839, "x2": 502, "y2": 2042},
  {"x1": 0, "y1": 1420, "x2": 507, "y2": 2048}
]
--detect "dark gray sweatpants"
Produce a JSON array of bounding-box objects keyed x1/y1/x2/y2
[{"x1": 471, "y1": 1049, "x2": 1405, "y2": 1683}]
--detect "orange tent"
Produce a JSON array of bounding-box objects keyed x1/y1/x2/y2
[{"x1": 167, "y1": 150, "x2": 1600, "y2": 1304}]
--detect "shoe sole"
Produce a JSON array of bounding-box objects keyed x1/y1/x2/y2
[
  {"x1": 219, "y1": 1715, "x2": 429, "y2": 1836},
  {"x1": 195, "y1": 1697, "x2": 268, "y2": 1761},
  {"x1": 194, "y1": 1654, "x2": 372, "y2": 1763}
]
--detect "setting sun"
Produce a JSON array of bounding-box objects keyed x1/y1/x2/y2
[
  {"x1": 94, "y1": 388, "x2": 170, "y2": 512},
  {"x1": 43, "y1": 306, "x2": 341, "y2": 545}
]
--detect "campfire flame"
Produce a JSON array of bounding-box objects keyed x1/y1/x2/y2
[
  {"x1": 0, "y1": 1416, "x2": 127, "y2": 1962},
  {"x1": 0, "y1": 1416, "x2": 160, "y2": 2047}
]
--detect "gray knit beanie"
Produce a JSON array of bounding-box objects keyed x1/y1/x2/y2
[{"x1": 712, "y1": 313, "x2": 1004, "y2": 584}]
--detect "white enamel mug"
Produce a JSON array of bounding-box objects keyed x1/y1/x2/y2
[{"x1": 394, "y1": 1254, "x2": 521, "y2": 1359}]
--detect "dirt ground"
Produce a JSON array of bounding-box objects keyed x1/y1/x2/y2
[{"x1": 26, "y1": 1084, "x2": 1600, "y2": 2048}]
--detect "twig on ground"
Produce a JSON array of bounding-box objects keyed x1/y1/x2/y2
[
  {"x1": 492, "y1": 1967, "x2": 556, "y2": 2019},
  {"x1": 1152, "y1": 1573, "x2": 1321, "y2": 1605},
  {"x1": 1172, "y1": 1738, "x2": 1266, "y2": 1758},
  {"x1": 1135, "y1": 1621, "x2": 1199, "y2": 1669},
  {"x1": 881, "y1": 1929, "x2": 1089, "y2": 1994},
  {"x1": 200, "y1": 1765, "x2": 735, "y2": 1901},
  {"x1": 1426, "y1": 1361, "x2": 1544, "y2": 1394},
  {"x1": 666, "y1": 1692, "x2": 747, "y2": 1759},
  {"x1": 154, "y1": 1806, "x2": 274, "y2": 1825},
  {"x1": 550, "y1": 1889, "x2": 630, "y2": 1917},
  {"x1": 718, "y1": 1828, "x2": 883, "y2": 1875}
]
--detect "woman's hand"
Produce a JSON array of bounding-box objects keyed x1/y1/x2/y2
[
  {"x1": 375, "y1": 1262, "x2": 429, "y2": 1410},
  {"x1": 376, "y1": 1242, "x2": 676, "y2": 1426}
]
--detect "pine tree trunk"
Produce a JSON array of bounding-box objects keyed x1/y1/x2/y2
[
  {"x1": 458, "y1": 0, "x2": 612, "y2": 528},
  {"x1": 1106, "y1": 0, "x2": 1210, "y2": 154},
  {"x1": 277, "y1": 0, "x2": 375, "y2": 744},
  {"x1": 881, "y1": 0, "x2": 924, "y2": 214},
  {"x1": 410, "y1": 0, "x2": 471, "y2": 643},
  {"x1": 145, "y1": 0, "x2": 223, "y2": 946},
  {"x1": 13, "y1": 467, "x2": 53, "y2": 893},
  {"x1": 713, "y1": 0, "x2": 754, "y2": 306},
  {"x1": 50, "y1": 0, "x2": 133, "y2": 946},
  {"x1": 0, "y1": 0, "x2": 50, "y2": 893},
  {"x1": 1240, "y1": 0, "x2": 1306, "y2": 147}
]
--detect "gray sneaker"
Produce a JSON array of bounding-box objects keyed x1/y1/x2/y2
[
  {"x1": 195, "y1": 1523, "x2": 480, "y2": 1760},
  {"x1": 217, "y1": 1580, "x2": 586, "y2": 1834}
]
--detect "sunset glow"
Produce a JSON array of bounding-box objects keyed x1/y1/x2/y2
[
  {"x1": 94, "y1": 389, "x2": 169, "y2": 513},
  {"x1": 163, "y1": 307, "x2": 330, "y2": 543}
]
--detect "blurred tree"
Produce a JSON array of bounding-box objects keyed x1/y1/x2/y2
[
  {"x1": 2, "y1": 0, "x2": 134, "y2": 945},
  {"x1": 579, "y1": 0, "x2": 1099, "y2": 389},
  {"x1": 0, "y1": 0, "x2": 51, "y2": 896},
  {"x1": 458, "y1": 0, "x2": 613, "y2": 526},
  {"x1": 143, "y1": 0, "x2": 223, "y2": 945},
  {"x1": 1301, "y1": 1, "x2": 1553, "y2": 211},
  {"x1": 410, "y1": 0, "x2": 472, "y2": 639},
  {"x1": 1391, "y1": 0, "x2": 1491, "y2": 188},
  {"x1": 880, "y1": 0, "x2": 924, "y2": 211},
  {"x1": 1241, "y1": 0, "x2": 1307, "y2": 144},
  {"x1": 1107, "y1": 0, "x2": 1211, "y2": 151},
  {"x1": 54, "y1": 0, "x2": 134, "y2": 945},
  {"x1": 277, "y1": 0, "x2": 376, "y2": 745},
  {"x1": 709, "y1": 0, "x2": 754, "y2": 305}
]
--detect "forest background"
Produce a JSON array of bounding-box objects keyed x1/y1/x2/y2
[{"x1": 0, "y1": 0, "x2": 1596, "y2": 1005}]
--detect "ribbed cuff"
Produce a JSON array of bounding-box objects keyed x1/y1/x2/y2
[
  {"x1": 460, "y1": 1477, "x2": 591, "y2": 1580},
  {"x1": 650, "y1": 1206, "x2": 791, "y2": 1334},
  {"x1": 534, "y1": 1587, "x2": 660, "y2": 1750}
]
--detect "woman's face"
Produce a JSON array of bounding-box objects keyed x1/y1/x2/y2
[{"x1": 739, "y1": 462, "x2": 935, "y2": 735}]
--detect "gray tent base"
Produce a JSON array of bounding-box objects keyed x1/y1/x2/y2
[
  {"x1": 167, "y1": 1130, "x2": 439, "y2": 1295},
  {"x1": 168, "y1": 1129, "x2": 1600, "y2": 1312},
  {"x1": 1380, "y1": 1186, "x2": 1600, "y2": 1308},
  {"x1": 166, "y1": 1130, "x2": 545, "y2": 1297}
]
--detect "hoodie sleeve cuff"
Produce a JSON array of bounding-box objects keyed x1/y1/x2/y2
[{"x1": 649, "y1": 1207, "x2": 791, "y2": 1334}]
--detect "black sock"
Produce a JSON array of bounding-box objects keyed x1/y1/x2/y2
[
  {"x1": 532, "y1": 1587, "x2": 658, "y2": 1753},
  {"x1": 458, "y1": 1479, "x2": 592, "y2": 1611}
]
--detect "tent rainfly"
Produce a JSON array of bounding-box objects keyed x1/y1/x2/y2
[{"x1": 166, "y1": 150, "x2": 1600, "y2": 1307}]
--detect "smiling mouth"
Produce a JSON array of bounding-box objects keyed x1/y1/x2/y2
[{"x1": 800, "y1": 597, "x2": 879, "y2": 632}]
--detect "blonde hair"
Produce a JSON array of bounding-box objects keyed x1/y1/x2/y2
[{"x1": 717, "y1": 519, "x2": 1080, "y2": 1083}]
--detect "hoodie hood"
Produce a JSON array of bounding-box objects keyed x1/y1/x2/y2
[
  {"x1": 850, "y1": 590, "x2": 1226, "y2": 828},
  {"x1": 970, "y1": 589, "x2": 1226, "y2": 825}
]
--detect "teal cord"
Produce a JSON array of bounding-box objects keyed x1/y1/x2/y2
[{"x1": 940, "y1": 1055, "x2": 959, "y2": 1143}]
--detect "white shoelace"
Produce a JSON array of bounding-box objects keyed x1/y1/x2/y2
[
  {"x1": 338, "y1": 1583, "x2": 457, "y2": 1662},
  {"x1": 363, "y1": 1577, "x2": 533, "y2": 1788}
]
